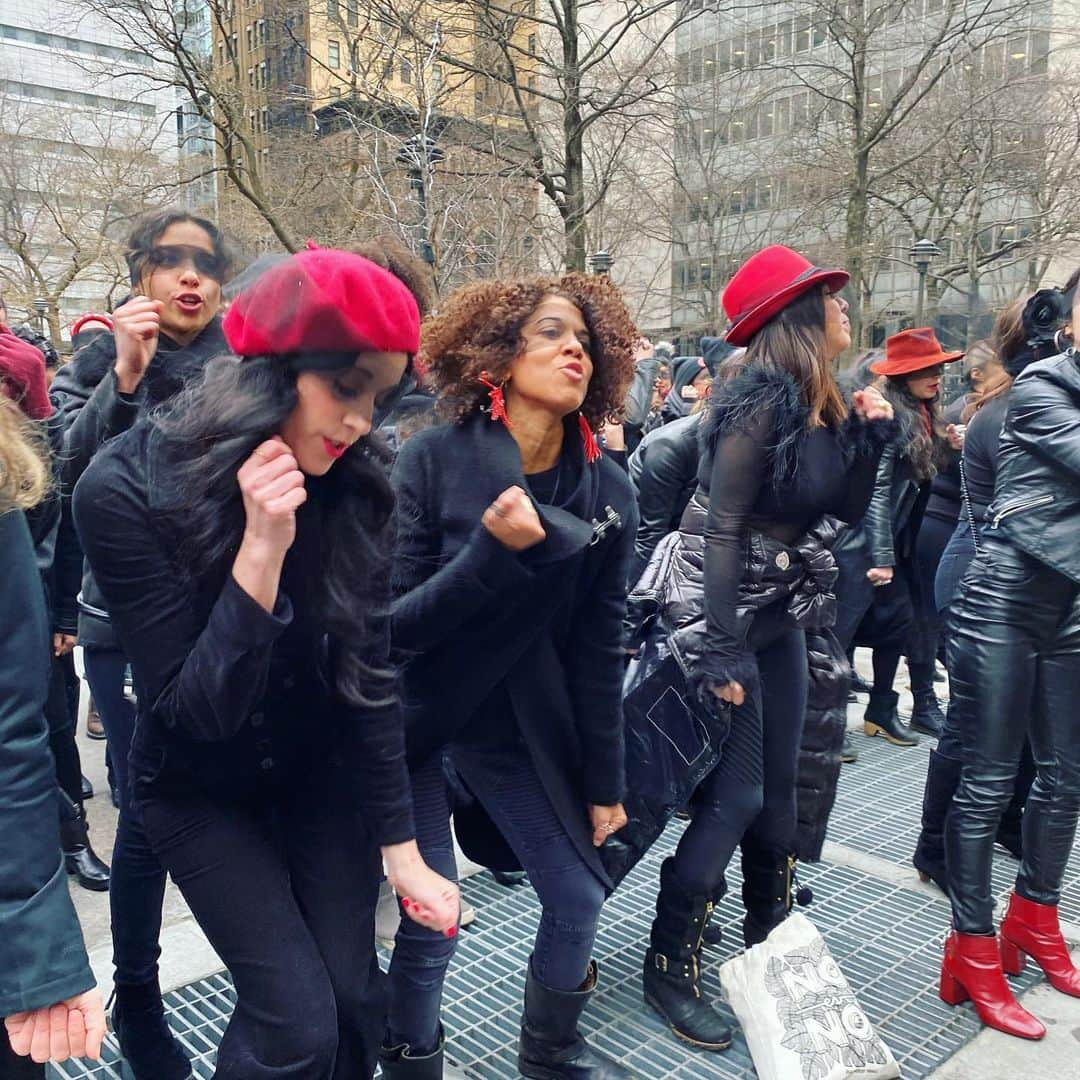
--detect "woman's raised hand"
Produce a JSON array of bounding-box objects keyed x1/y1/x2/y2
[
  {"x1": 237, "y1": 439, "x2": 306, "y2": 559},
  {"x1": 112, "y1": 297, "x2": 163, "y2": 394},
  {"x1": 852, "y1": 387, "x2": 894, "y2": 423},
  {"x1": 482, "y1": 485, "x2": 546, "y2": 551}
]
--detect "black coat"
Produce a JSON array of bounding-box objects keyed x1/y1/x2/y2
[
  {"x1": 391, "y1": 414, "x2": 637, "y2": 889},
  {"x1": 72, "y1": 421, "x2": 415, "y2": 844},
  {"x1": 50, "y1": 320, "x2": 227, "y2": 648},
  {"x1": 990, "y1": 351, "x2": 1080, "y2": 582},
  {"x1": 627, "y1": 413, "x2": 701, "y2": 585},
  {"x1": 0, "y1": 510, "x2": 94, "y2": 1016}
]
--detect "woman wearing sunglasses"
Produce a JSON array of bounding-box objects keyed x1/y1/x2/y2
[{"x1": 49, "y1": 209, "x2": 231, "y2": 1080}]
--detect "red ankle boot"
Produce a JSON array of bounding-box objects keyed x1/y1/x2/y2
[
  {"x1": 1000, "y1": 892, "x2": 1080, "y2": 997},
  {"x1": 939, "y1": 930, "x2": 1045, "y2": 1040}
]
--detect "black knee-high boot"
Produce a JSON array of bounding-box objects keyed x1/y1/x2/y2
[
  {"x1": 913, "y1": 749, "x2": 962, "y2": 891},
  {"x1": 642, "y1": 859, "x2": 732, "y2": 1051},
  {"x1": 909, "y1": 660, "x2": 946, "y2": 737},
  {"x1": 741, "y1": 848, "x2": 801, "y2": 948}
]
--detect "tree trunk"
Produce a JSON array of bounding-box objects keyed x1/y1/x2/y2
[{"x1": 561, "y1": 0, "x2": 587, "y2": 272}]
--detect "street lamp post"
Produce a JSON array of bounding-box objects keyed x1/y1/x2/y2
[
  {"x1": 32, "y1": 297, "x2": 49, "y2": 336},
  {"x1": 589, "y1": 250, "x2": 613, "y2": 276},
  {"x1": 911, "y1": 239, "x2": 942, "y2": 325},
  {"x1": 395, "y1": 135, "x2": 445, "y2": 268}
]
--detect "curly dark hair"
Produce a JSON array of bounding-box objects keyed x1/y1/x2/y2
[
  {"x1": 420, "y1": 272, "x2": 638, "y2": 429},
  {"x1": 349, "y1": 236, "x2": 437, "y2": 318}
]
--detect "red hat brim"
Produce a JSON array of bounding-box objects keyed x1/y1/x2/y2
[
  {"x1": 725, "y1": 267, "x2": 850, "y2": 346},
  {"x1": 870, "y1": 350, "x2": 964, "y2": 376}
]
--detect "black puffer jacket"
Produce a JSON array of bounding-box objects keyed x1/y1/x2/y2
[
  {"x1": 627, "y1": 413, "x2": 701, "y2": 584},
  {"x1": 987, "y1": 351, "x2": 1080, "y2": 582}
]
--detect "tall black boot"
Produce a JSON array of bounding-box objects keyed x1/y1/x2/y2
[
  {"x1": 741, "y1": 849, "x2": 809, "y2": 948},
  {"x1": 996, "y1": 742, "x2": 1036, "y2": 859},
  {"x1": 913, "y1": 749, "x2": 962, "y2": 892},
  {"x1": 701, "y1": 875, "x2": 727, "y2": 947},
  {"x1": 908, "y1": 661, "x2": 945, "y2": 737},
  {"x1": 58, "y1": 790, "x2": 110, "y2": 892},
  {"x1": 111, "y1": 980, "x2": 192, "y2": 1080},
  {"x1": 642, "y1": 859, "x2": 732, "y2": 1051},
  {"x1": 379, "y1": 1026, "x2": 461, "y2": 1078},
  {"x1": 863, "y1": 690, "x2": 919, "y2": 747},
  {"x1": 519, "y1": 958, "x2": 633, "y2": 1078}
]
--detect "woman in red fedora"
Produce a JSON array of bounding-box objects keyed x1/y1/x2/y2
[
  {"x1": 939, "y1": 271, "x2": 1080, "y2": 1041},
  {"x1": 640, "y1": 244, "x2": 897, "y2": 1050},
  {"x1": 72, "y1": 243, "x2": 459, "y2": 1080},
  {"x1": 833, "y1": 328, "x2": 962, "y2": 749}
]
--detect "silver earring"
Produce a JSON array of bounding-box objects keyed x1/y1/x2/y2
[{"x1": 1054, "y1": 328, "x2": 1073, "y2": 355}]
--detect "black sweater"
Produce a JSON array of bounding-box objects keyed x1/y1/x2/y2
[{"x1": 72, "y1": 422, "x2": 415, "y2": 845}]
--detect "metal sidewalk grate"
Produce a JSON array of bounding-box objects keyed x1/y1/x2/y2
[{"x1": 50, "y1": 731, "x2": 1068, "y2": 1079}]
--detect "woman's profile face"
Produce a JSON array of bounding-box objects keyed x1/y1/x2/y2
[
  {"x1": 137, "y1": 221, "x2": 223, "y2": 345},
  {"x1": 905, "y1": 364, "x2": 944, "y2": 401},
  {"x1": 823, "y1": 287, "x2": 852, "y2": 361},
  {"x1": 505, "y1": 294, "x2": 594, "y2": 419},
  {"x1": 279, "y1": 351, "x2": 409, "y2": 476}
]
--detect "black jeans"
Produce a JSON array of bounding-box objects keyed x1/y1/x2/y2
[
  {"x1": 83, "y1": 647, "x2": 165, "y2": 988},
  {"x1": 945, "y1": 537, "x2": 1080, "y2": 934},
  {"x1": 44, "y1": 651, "x2": 83, "y2": 806},
  {"x1": 387, "y1": 745, "x2": 607, "y2": 1054},
  {"x1": 672, "y1": 613, "x2": 808, "y2": 897},
  {"x1": 137, "y1": 782, "x2": 384, "y2": 1079}
]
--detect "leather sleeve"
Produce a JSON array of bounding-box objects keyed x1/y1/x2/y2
[
  {"x1": 630, "y1": 430, "x2": 695, "y2": 584},
  {"x1": 864, "y1": 444, "x2": 898, "y2": 568},
  {"x1": 1008, "y1": 368, "x2": 1080, "y2": 479}
]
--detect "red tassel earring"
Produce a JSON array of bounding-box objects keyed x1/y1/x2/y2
[
  {"x1": 579, "y1": 414, "x2": 602, "y2": 463},
  {"x1": 479, "y1": 372, "x2": 512, "y2": 429}
]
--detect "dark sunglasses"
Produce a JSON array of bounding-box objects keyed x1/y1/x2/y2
[{"x1": 143, "y1": 244, "x2": 226, "y2": 281}]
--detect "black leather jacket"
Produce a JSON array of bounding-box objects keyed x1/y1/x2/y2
[
  {"x1": 627, "y1": 413, "x2": 701, "y2": 584},
  {"x1": 988, "y1": 350, "x2": 1080, "y2": 583}
]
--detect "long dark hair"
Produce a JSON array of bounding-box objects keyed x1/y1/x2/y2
[
  {"x1": 882, "y1": 375, "x2": 948, "y2": 482},
  {"x1": 151, "y1": 355, "x2": 397, "y2": 710},
  {"x1": 743, "y1": 287, "x2": 848, "y2": 428}
]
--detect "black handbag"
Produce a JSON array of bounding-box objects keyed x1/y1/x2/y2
[{"x1": 600, "y1": 622, "x2": 730, "y2": 887}]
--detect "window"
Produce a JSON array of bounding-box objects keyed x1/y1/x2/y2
[
  {"x1": 400, "y1": 57, "x2": 412, "y2": 83},
  {"x1": 795, "y1": 15, "x2": 811, "y2": 53},
  {"x1": 327, "y1": 0, "x2": 339, "y2": 17},
  {"x1": 258, "y1": 19, "x2": 267, "y2": 43},
  {"x1": 383, "y1": 58, "x2": 393, "y2": 79},
  {"x1": 246, "y1": 25, "x2": 253, "y2": 50},
  {"x1": 347, "y1": 3, "x2": 358, "y2": 26},
  {"x1": 528, "y1": 33, "x2": 536, "y2": 55},
  {"x1": 328, "y1": 40, "x2": 341, "y2": 68}
]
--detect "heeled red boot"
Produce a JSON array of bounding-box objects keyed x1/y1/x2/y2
[
  {"x1": 939, "y1": 930, "x2": 1045, "y2": 1040},
  {"x1": 1000, "y1": 892, "x2": 1080, "y2": 996}
]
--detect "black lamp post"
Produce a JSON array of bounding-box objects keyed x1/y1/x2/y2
[
  {"x1": 911, "y1": 238, "x2": 942, "y2": 325},
  {"x1": 589, "y1": 250, "x2": 614, "y2": 276},
  {"x1": 395, "y1": 135, "x2": 445, "y2": 267},
  {"x1": 33, "y1": 297, "x2": 49, "y2": 335}
]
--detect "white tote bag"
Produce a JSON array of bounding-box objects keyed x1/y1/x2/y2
[{"x1": 718, "y1": 913, "x2": 900, "y2": 1080}]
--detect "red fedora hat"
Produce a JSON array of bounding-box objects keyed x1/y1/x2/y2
[
  {"x1": 722, "y1": 245, "x2": 850, "y2": 346},
  {"x1": 871, "y1": 328, "x2": 964, "y2": 377}
]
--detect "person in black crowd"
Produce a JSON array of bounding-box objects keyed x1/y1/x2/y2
[
  {"x1": 73, "y1": 245, "x2": 458, "y2": 1080},
  {"x1": 385, "y1": 273, "x2": 638, "y2": 1079},
  {"x1": 641, "y1": 245, "x2": 895, "y2": 1051},
  {"x1": 834, "y1": 329, "x2": 961, "y2": 749},
  {"x1": 913, "y1": 300, "x2": 1036, "y2": 891},
  {"x1": 939, "y1": 268, "x2": 1080, "y2": 1041},
  {"x1": 660, "y1": 354, "x2": 712, "y2": 424},
  {"x1": 50, "y1": 208, "x2": 233, "y2": 1078},
  {"x1": 0, "y1": 400, "x2": 106, "y2": 1078}
]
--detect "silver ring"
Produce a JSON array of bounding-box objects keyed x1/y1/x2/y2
[
  {"x1": 602, "y1": 823, "x2": 615, "y2": 834},
  {"x1": 492, "y1": 506, "x2": 507, "y2": 518}
]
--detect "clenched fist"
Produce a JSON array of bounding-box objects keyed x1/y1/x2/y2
[
  {"x1": 482, "y1": 485, "x2": 546, "y2": 551},
  {"x1": 112, "y1": 297, "x2": 164, "y2": 394},
  {"x1": 237, "y1": 438, "x2": 306, "y2": 559}
]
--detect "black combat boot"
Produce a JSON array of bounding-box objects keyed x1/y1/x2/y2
[
  {"x1": 111, "y1": 980, "x2": 192, "y2": 1080},
  {"x1": 642, "y1": 859, "x2": 732, "y2": 1051},
  {"x1": 863, "y1": 690, "x2": 919, "y2": 747},
  {"x1": 58, "y1": 790, "x2": 110, "y2": 892},
  {"x1": 519, "y1": 958, "x2": 633, "y2": 1078},
  {"x1": 913, "y1": 749, "x2": 962, "y2": 892}
]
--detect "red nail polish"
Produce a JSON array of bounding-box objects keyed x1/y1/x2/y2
[{"x1": 445, "y1": 926, "x2": 457, "y2": 938}]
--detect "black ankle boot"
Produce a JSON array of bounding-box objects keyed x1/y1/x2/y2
[
  {"x1": 642, "y1": 859, "x2": 731, "y2": 1051},
  {"x1": 58, "y1": 792, "x2": 110, "y2": 892},
  {"x1": 111, "y1": 980, "x2": 192, "y2": 1080},
  {"x1": 912, "y1": 749, "x2": 961, "y2": 892},
  {"x1": 863, "y1": 690, "x2": 919, "y2": 747},
  {"x1": 909, "y1": 690, "x2": 946, "y2": 737},
  {"x1": 519, "y1": 958, "x2": 632, "y2": 1078},
  {"x1": 379, "y1": 1026, "x2": 447, "y2": 1078}
]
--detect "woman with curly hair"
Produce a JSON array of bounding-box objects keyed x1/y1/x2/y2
[
  {"x1": 72, "y1": 246, "x2": 458, "y2": 1080},
  {"x1": 383, "y1": 274, "x2": 638, "y2": 1079}
]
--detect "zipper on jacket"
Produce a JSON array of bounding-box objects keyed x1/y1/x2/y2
[{"x1": 990, "y1": 493, "x2": 1054, "y2": 529}]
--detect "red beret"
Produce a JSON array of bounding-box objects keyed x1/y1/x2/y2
[
  {"x1": 223, "y1": 247, "x2": 420, "y2": 360},
  {"x1": 0, "y1": 329, "x2": 52, "y2": 420}
]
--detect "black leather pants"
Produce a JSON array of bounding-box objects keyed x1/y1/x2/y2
[{"x1": 944, "y1": 536, "x2": 1080, "y2": 934}]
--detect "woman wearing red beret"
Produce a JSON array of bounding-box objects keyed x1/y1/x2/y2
[
  {"x1": 384, "y1": 274, "x2": 638, "y2": 1078},
  {"x1": 639, "y1": 246, "x2": 897, "y2": 1050},
  {"x1": 72, "y1": 243, "x2": 459, "y2": 1080}
]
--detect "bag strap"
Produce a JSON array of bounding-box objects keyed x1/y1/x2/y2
[{"x1": 958, "y1": 455, "x2": 985, "y2": 558}]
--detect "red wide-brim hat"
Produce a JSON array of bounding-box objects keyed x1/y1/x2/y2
[
  {"x1": 871, "y1": 327, "x2": 964, "y2": 376},
  {"x1": 723, "y1": 244, "x2": 850, "y2": 346}
]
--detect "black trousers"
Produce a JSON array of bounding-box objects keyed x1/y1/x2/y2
[
  {"x1": 945, "y1": 537, "x2": 1080, "y2": 934},
  {"x1": 137, "y1": 781, "x2": 384, "y2": 1079},
  {"x1": 673, "y1": 608, "x2": 808, "y2": 897},
  {"x1": 44, "y1": 651, "x2": 82, "y2": 806}
]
